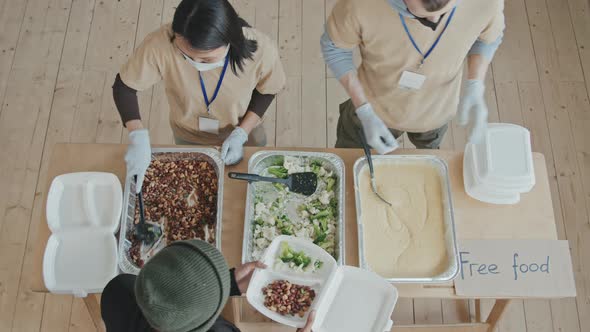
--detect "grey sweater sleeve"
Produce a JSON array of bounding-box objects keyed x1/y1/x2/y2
[
  {"x1": 320, "y1": 30, "x2": 356, "y2": 80},
  {"x1": 467, "y1": 34, "x2": 503, "y2": 60}
]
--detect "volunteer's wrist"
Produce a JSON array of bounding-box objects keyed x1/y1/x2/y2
[
  {"x1": 126, "y1": 120, "x2": 144, "y2": 132},
  {"x1": 237, "y1": 124, "x2": 252, "y2": 136}
]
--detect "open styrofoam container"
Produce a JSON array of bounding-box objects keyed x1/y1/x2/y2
[
  {"x1": 472, "y1": 123, "x2": 535, "y2": 191},
  {"x1": 43, "y1": 172, "x2": 121, "y2": 297},
  {"x1": 247, "y1": 236, "x2": 398, "y2": 331}
]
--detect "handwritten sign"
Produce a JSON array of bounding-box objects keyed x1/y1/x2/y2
[{"x1": 455, "y1": 240, "x2": 576, "y2": 298}]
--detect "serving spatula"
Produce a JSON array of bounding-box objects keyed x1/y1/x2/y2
[{"x1": 229, "y1": 172, "x2": 318, "y2": 196}]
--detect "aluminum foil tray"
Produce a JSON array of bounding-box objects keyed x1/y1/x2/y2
[
  {"x1": 118, "y1": 147, "x2": 224, "y2": 274},
  {"x1": 353, "y1": 155, "x2": 459, "y2": 283},
  {"x1": 242, "y1": 151, "x2": 346, "y2": 266}
]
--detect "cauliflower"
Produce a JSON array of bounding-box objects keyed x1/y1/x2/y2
[
  {"x1": 284, "y1": 156, "x2": 305, "y2": 174},
  {"x1": 255, "y1": 237, "x2": 269, "y2": 249},
  {"x1": 262, "y1": 226, "x2": 276, "y2": 240},
  {"x1": 318, "y1": 190, "x2": 332, "y2": 205},
  {"x1": 255, "y1": 202, "x2": 269, "y2": 216}
]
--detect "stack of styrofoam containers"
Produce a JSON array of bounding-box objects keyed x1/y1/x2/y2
[
  {"x1": 43, "y1": 172, "x2": 122, "y2": 297},
  {"x1": 463, "y1": 123, "x2": 536, "y2": 205}
]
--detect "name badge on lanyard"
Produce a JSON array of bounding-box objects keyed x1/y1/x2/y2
[
  {"x1": 198, "y1": 56, "x2": 229, "y2": 135},
  {"x1": 398, "y1": 7, "x2": 457, "y2": 91}
]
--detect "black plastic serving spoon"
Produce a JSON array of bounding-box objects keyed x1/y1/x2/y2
[
  {"x1": 228, "y1": 172, "x2": 318, "y2": 196},
  {"x1": 134, "y1": 175, "x2": 162, "y2": 245}
]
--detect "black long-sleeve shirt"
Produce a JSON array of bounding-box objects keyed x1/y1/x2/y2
[
  {"x1": 100, "y1": 269, "x2": 242, "y2": 332},
  {"x1": 113, "y1": 74, "x2": 275, "y2": 127}
]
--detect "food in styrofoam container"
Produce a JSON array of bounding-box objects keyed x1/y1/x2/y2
[
  {"x1": 262, "y1": 280, "x2": 316, "y2": 317},
  {"x1": 274, "y1": 241, "x2": 324, "y2": 273},
  {"x1": 247, "y1": 236, "x2": 398, "y2": 331}
]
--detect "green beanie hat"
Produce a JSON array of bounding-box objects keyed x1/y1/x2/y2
[{"x1": 135, "y1": 240, "x2": 230, "y2": 332}]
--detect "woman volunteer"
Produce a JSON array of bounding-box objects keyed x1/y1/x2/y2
[{"x1": 114, "y1": 0, "x2": 285, "y2": 193}]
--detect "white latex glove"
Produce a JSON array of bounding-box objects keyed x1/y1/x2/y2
[
  {"x1": 458, "y1": 79, "x2": 488, "y2": 144},
  {"x1": 356, "y1": 103, "x2": 399, "y2": 154},
  {"x1": 125, "y1": 129, "x2": 152, "y2": 193},
  {"x1": 221, "y1": 127, "x2": 248, "y2": 166}
]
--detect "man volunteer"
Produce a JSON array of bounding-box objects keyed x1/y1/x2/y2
[
  {"x1": 115, "y1": 0, "x2": 286, "y2": 194},
  {"x1": 321, "y1": 0, "x2": 504, "y2": 153}
]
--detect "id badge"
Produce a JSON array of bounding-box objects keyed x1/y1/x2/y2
[
  {"x1": 198, "y1": 116, "x2": 219, "y2": 135},
  {"x1": 398, "y1": 70, "x2": 426, "y2": 90}
]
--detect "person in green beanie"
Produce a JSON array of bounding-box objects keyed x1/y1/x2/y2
[{"x1": 100, "y1": 239, "x2": 315, "y2": 332}]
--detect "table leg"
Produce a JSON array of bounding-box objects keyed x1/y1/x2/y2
[
  {"x1": 83, "y1": 294, "x2": 106, "y2": 332},
  {"x1": 475, "y1": 299, "x2": 482, "y2": 323},
  {"x1": 485, "y1": 299, "x2": 510, "y2": 332}
]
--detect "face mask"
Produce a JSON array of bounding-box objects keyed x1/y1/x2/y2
[{"x1": 183, "y1": 45, "x2": 230, "y2": 72}]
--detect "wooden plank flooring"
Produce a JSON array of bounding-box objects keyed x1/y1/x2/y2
[{"x1": 0, "y1": 0, "x2": 588, "y2": 330}]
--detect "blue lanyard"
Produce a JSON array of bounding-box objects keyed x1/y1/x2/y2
[
  {"x1": 199, "y1": 56, "x2": 229, "y2": 114},
  {"x1": 400, "y1": 7, "x2": 457, "y2": 67}
]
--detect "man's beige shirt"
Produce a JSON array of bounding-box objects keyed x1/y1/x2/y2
[
  {"x1": 327, "y1": 0, "x2": 504, "y2": 132},
  {"x1": 120, "y1": 24, "x2": 286, "y2": 145}
]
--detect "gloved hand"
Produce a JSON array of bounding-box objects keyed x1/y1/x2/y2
[
  {"x1": 221, "y1": 127, "x2": 248, "y2": 165},
  {"x1": 458, "y1": 79, "x2": 488, "y2": 144},
  {"x1": 356, "y1": 103, "x2": 399, "y2": 154},
  {"x1": 125, "y1": 129, "x2": 152, "y2": 193}
]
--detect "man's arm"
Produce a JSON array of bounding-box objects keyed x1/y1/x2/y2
[
  {"x1": 320, "y1": 30, "x2": 369, "y2": 108},
  {"x1": 466, "y1": 54, "x2": 490, "y2": 80},
  {"x1": 466, "y1": 34, "x2": 503, "y2": 80}
]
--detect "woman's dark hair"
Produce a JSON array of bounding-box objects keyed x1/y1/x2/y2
[
  {"x1": 421, "y1": 0, "x2": 451, "y2": 12},
  {"x1": 172, "y1": 0, "x2": 257, "y2": 74}
]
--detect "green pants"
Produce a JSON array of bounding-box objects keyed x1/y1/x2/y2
[{"x1": 335, "y1": 99, "x2": 448, "y2": 150}]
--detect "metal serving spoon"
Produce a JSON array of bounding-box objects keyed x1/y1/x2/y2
[{"x1": 358, "y1": 128, "x2": 393, "y2": 207}]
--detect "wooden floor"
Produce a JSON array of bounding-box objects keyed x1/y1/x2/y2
[{"x1": 0, "y1": 0, "x2": 588, "y2": 331}]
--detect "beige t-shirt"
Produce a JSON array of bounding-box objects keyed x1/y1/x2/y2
[
  {"x1": 120, "y1": 24, "x2": 286, "y2": 145},
  {"x1": 327, "y1": 0, "x2": 504, "y2": 132}
]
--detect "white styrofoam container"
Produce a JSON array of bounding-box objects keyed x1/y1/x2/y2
[
  {"x1": 247, "y1": 236, "x2": 398, "y2": 331},
  {"x1": 464, "y1": 144, "x2": 521, "y2": 204},
  {"x1": 43, "y1": 172, "x2": 121, "y2": 297},
  {"x1": 472, "y1": 123, "x2": 535, "y2": 191}
]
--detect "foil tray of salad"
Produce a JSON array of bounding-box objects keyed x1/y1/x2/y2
[{"x1": 242, "y1": 151, "x2": 345, "y2": 266}]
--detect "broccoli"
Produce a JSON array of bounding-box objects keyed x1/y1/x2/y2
[
  {"x1": 314, "y1": 233, "x2": 327, "y2": 245},
  {"x1": 313, "y1": 209, "x2": 332, "y2": 220},
  {"x1": 271, "y1": 199, "x2": 283, "y2": 212},
  {"x1": 255, "y1": 196, "x2": 263, "y2": 204},
  {"x1": 280, "y1": 224, "x2": 294, "y2": 235},
  {"x1": 279, "y1": 242, "x2": 294, "y2": 262},
  {"x1": 268, "y1": 166, "x2": 289, "y2": 179},
  {"x1": 272, "y1": 157, "x2": 285, "y2": 167},
  {"x1": 279, "y1": 242, "x2": 314, "y2": 268},
  {"x1": 326, "y1": 177, "x2": 336, "y2": 191},
  {"x1": 254, "y1": 218, "x2": 265, "y2": 226},
  {"x1": 307, "y1": 160, "x2": 324, "y2": 176},
  {"x1": 293, "y1": 252, "x2": 305, "y2": 266},
  {"x1": 314, "y1": 260, "x2": 324, "y2": 270},
  {"x1": 297, "y1": 204, "x2": 307, "y2": 214},
  {"x1": 273, "y1": 183, "x2": 286, "y2": 191},
  {"x1": 318, "y1": 217, "x2": 329, "y2": 231},
  {"x1": 319, "y1": 241, "x2": 334, "y2": 253},
  {"x1": 329, "y1": 197, "x2": 338, "y2": 209}
]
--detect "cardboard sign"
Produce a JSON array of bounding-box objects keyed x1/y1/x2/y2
[{"x1": 455, "y1": 240, "x2": 576, "y2": 298}]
